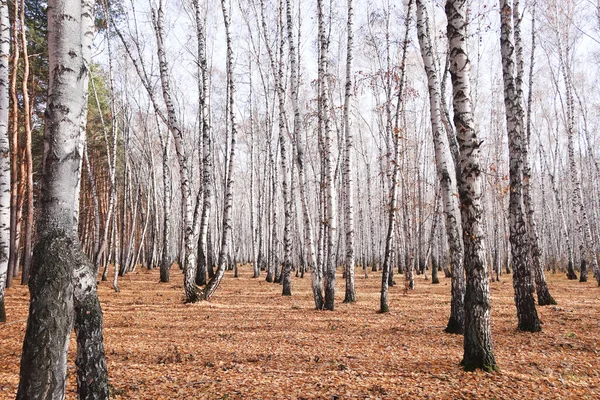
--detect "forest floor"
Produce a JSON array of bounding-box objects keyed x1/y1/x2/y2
[{"x1": 1, "y1": 266, "x2": 600, "y2": 399}]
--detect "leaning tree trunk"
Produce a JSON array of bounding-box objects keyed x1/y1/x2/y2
[
  {"x1": 152, "y1": 1, "x2": 199, "y2": 302},
  {"x1": 416, "y1": 0, "x2": 464, "y2": 333},
  {"x1": 0, "y1": 0, "x2": 9, "y2": 323},
  {"x1": 521, "y1": 2, "x2": 555, "y2": 305},
  {"x1": 446, "y1": 0, "x2": 498, "y2": 372},
  {"x1": 17, "y1": 0, "x2": 108, "y2": 396},
  {"x1": 499, "y1": 0, "x2": 541, "y2": 332}
]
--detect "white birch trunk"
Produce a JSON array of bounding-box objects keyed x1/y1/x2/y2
[
  {"x1": 152, "y1": 2, "x2": 199, "y2": 302},
  {"x1": 286, "y1": 0, "x2": 322, "y2": 308},
  {"x1": 499, "y1": 0, "x2": 540, "y2": 332},
  {"x1": 342, "y1": 0, "x2": 356, "y2": 304},
  {"x1": 201, "y1": 0, "x2": 236, "y2": 301},
  {"x1": 0, "y1": 0, "x2": 9, "y2": 323},
  {"x1": 521, "y1": 2, "x2": 556, "y2": 305},
  {"x1": 318, "y1": 0, "x2": 337, "y2": 311},
  {"x1": 446, "y1": 0, "x2": 497, "y2": 372},
  {"x1": 17, "y1": 0, "x2": 107, "y2": 395},
  {"x1": 192, "y1": 0, "x2": 213, "y2": 287},
  {"x1": 416, "y1": 0, "x2": 464, "y2": 333}
]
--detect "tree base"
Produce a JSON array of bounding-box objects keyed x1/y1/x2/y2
[
  {"x1": 537, "y1": 290, "x2": 557, "y2": 306},
  {"x1": 184, "y1": 287, "x2": 201, "y2": 304},
  {"x1": 0, "y1": 299, "x2": 5, "y2": 322},
  {"x1": 517, "y1": 317, "x2": 541, "y2": 333},
  {"x1": 444, "y1": 316, "x2": 463, "y2": 334},
  {"x1": 460, "y1": 358, "x2": 499, "y2": 373},
  {"x1": 566, "y1": 261, "x2": 578, "y2": 280}
]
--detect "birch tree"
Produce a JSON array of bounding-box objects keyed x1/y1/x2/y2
[
  {"x1": 343, "y1": 0, "x2": 355, "y2": 303},
  {"x1": 199, "y1": 0, "x2": 237, "y2": 301},
  {"x1": 286, "y1": 0, "x2": 322, "y2": 309},
  {"x1": 380, "y1": 0, "x2": 412, "y2": 313},
  {"x1": 522, "y1": 1, "x2": 556, "y2": 305},
  {"x1": 416, "y1": 0, "x2": 464, "y2": 333},
  {"x1": 318, "y1": 0, "x2": 337, "y2": 311},
  {"x1": 446, "y1": 0, "x2": 497, "y2": 372},
  {"x1": 499, "y1": 0, "x2": 541, "y2": 332},
  {"x1": 0, "y1": 0, "x2": 9, "y2": 323},
  {"x1": 17, "y1": 0, "x2": 109, "y2": 395}
]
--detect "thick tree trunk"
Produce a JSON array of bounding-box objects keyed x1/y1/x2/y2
[
  {"x1": 446, "y1": 0, "x2": 498, "y2": 372},
  {"x1": 72, "y1": 1, "x2": 110, "y2": 394},
  {"x1": 18, "y1": 0, "x2": 108, "y2": 396},
  {"x1": 416, "y1": 0, "x2": 464, "y2": 333},
  {"x1": 499, "y1": 0, "x2": 541, "y2": 332}
]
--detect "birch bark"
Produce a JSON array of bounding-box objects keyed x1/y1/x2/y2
[
  {"x1": 521, "y1": 2, "x2": 555, "y2": 305},
  {"x1": 342, "y1": 0, "x2": 356, "y2": 303},
  {"x1": 17, "y1": 0, "x2": 108, "y2": 395},
  {"x1": 152, "y1": 1, "x2": 199, "y2": 302},
  {"x1": 499, "y1": 0, "x2": 540, "y2": 332},
  {"x1": 416, "y1": 0, "x2": 464, "y2": 333},
  {"x1": 318, "y1": 0, "x2": 337, "y2": 311},
  {"x1": 286, "y1": 0, "x2": 322, "y2": 308},
  {"x1": 0, "y1": 0, "x2": 9, "y2": 322},
  {"x1": 200, "y1": 0, "x2": 236, "y2": 301},
  {"x1": 446, "y1": 0, "x2": 497, "y2": 371}
]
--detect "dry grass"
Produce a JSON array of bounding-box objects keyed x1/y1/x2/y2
[{"x1": 1, "y1": 266, "x2": 599, "y2": 399}]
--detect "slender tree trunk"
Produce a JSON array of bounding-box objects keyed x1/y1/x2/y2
[
  {"x1": 342, "y1": 0, "x2": 356, "y2": 304},
  {"x1": 200, "y1": 0, "x2": 236, "y2": 301},
  {"x1": 0, "y1": 0, "x2": 9, "y2": 322},
  {"x1": 521, "y1": 2, "x2": 555, "y2": 305},
  {"x1": 7, "y1": 0, "x2": 20, "y2": 289},
  {"x1": 380, "y1": 0, "x2": 413, "y2": 313},
  {"x1": 192, "y1": 0, "x2": 212, "y2": 288},
  {"x1": 556, "y1": 26, "x2": 600, "y2": 286},
  {"x1": 152, "y1": 1, "x2": 199, "y2": 302},
  {"x1": 19, "y1": 0, "x2": 33, "y2": 285},
  {"x1": 446, "y1": 0, "x2": 498, "y2": 372},
  {"x1": 416, "y1": 0, "x2": 464, "y2": 333},
  {"x1": 499, "y1": 0, "x2": 541, "y2": 332},
  {"x1": 318, "y1": 0, "x2": 337, "y2": 311},
  {"x1": 286, "y1": 0, "x2": 322, "y2": 309}
]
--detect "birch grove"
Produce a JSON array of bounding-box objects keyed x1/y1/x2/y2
[{"x1": 4, "y1": 0, "x2": 600, "y2": 386}]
